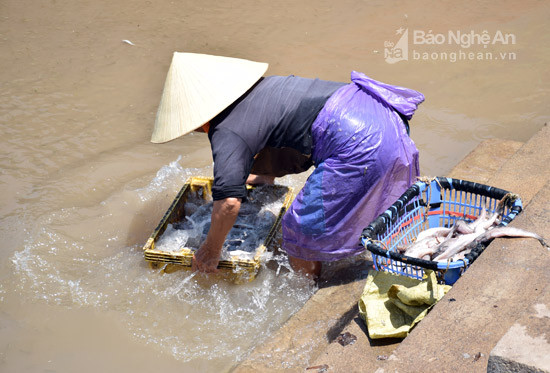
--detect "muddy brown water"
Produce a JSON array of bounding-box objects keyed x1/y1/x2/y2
[{"x1": 1, "y1": 0, "x2": 549, "y2": 371}]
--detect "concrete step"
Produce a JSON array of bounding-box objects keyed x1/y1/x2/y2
[
  {"x1": 374, "y1": 123, "x2": 550, "y2": 372},
  {"x1": 448, "y1": 138, "x2": 523, "y2": 185},
  {"x1": 487, "y1": 123, "x2": 550, "y2": 205},
  {"x1": 488, "y1": 281, "x2": 550, "y2": 373}
]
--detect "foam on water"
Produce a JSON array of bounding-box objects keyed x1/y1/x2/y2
[{"x1": 8, "y1": 158, "x2": 316, "y2": 371}]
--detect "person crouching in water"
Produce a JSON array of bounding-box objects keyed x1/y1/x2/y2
[{"x1": 151, "y1": 53, "x2": 424, "y2": 279}]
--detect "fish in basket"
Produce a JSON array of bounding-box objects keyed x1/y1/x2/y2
[
  {"x1": 143, "y1": 176, "x2": 294, "y2": 283},
  {"x1": 361, "y1": 177, "x2": 532, "y2": 285}
]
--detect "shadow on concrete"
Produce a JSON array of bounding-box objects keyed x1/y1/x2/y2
[
  {"x1": 326, "y1": 306, "x2": 361, "y2": 343},
  {"x1": 318, "y1": 258, "x2": 372, "y2": 289},
  {"x1": 351, "y1": 316, "x2": 403, "y2": 347}
]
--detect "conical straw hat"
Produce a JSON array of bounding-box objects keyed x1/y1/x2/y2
[{"x1": 151, "y1": 52, "x2": 268, "y2": 143}]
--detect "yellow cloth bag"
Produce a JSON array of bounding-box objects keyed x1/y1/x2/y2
[{"x1": 358, "y1": 270, "x2": 451, "y2": 339}]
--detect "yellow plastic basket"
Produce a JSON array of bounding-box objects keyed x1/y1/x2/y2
[{"x1": 142, "y1": 176, "x2": 294, "y2": 282}]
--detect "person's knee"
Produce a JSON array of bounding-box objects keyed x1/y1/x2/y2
[{"x1": 246, "y1": 174, "x2": 275, "y2": 185}]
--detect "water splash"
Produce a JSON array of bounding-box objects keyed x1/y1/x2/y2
[
  {"x1": 8, "y1": 159, "x2": 316, "y2": 370},
  {"x1": 155, "y1": 186, "x2": 285, "y2": 261},
  {"x1": 136, "y1": 156, "x2": 208, "y2": 202}
]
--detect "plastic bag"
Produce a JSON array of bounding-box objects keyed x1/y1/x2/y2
[{"x1": 282, "y1": 72, "x2": 424, "y2": 261}]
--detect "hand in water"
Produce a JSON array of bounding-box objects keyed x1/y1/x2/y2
[
  {"x1": 192, "y1": 242, "x2": 221, "y2": 273},
  {"x1": 192, "y1": 197, "x2": 241, "y2": 274}
]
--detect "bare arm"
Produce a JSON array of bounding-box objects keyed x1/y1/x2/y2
[{"x1": 192, "y1": 197, "x2": 241, "y2": 273}]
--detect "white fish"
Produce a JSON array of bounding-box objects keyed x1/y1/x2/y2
[
  {"x1": 122, "y1": 39, "x2": 136, "y2": 46},
  {"x1": 435, "y1": 226, "x2": 549, "y2": 262},
  {"x1": 403, "y1": 236, "x2": 445, "y2": 259},
  {"x1": 432, "y1": 232, "x2": 483, "y2": 261},
  {"x1": 466, "y1": 226, "x2": 548, "y2": 251},
  {"x1": 401, "y1": 195, "x2": 548, "y2": 262},
  {"x1": 452, "y1": 250, "x2": 471, "y2": 261},
  {"x1": 455, "y1": 219, "x2": 474, "y2": 234},
  {"x1": 475, "y1": 210, "x2": 500, "y2": 233},
  {"x1": 415, "y1": 226, "x2": 453, "y2": 242}
]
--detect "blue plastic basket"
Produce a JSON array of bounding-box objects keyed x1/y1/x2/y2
[{"x1": 361, "y1": 177, "x2": 523, "y2": 285}]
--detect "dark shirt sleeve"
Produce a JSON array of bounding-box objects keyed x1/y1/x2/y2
[{"x1": 209, "y1": 128, "x2": 254, "y2": 201}]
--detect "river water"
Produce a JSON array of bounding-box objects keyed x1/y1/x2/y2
[{"x1": 1, "y1": 0, "x2": 549, "y2": 371}]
